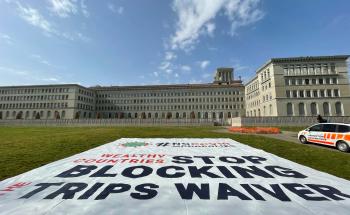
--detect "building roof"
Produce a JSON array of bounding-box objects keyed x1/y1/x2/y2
[{"x1": 90, "y1": 81, "x2": 244, "y2": 91}]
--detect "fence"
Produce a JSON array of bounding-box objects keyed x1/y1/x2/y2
[
  {"x1": 0, "y1": 118, "x2": 229, "y2": 127},
  {"x1": 231, "y1": 116, "x2": 350, "y2": 127}
]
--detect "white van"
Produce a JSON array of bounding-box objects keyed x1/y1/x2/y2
[{"x1": 298, "y1": 123, "x2": 350, "y2": 152}]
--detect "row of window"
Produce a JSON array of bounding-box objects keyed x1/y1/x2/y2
[
  {"x1": 283, "y1": 63, "x2": 336, "y2": 76},
  {"x1": 96, "y1": 90, "x2": 242, "y2": 98},
  {"x1": 0, "y1": 102, "x2": 68, "y2": 109},
  {"x1": 246, "y1": 104, "x2": 273, "y2": 117},
  {"x1": 77, "y1": 96, "x2": 94, "y2": 103},
  {"x1": 0, "y1": 95, "x2": 69, "y2": 101},
  {"x1": 286, "y1": 89, "x2": 340, "y2": 98},
  {"x1": 77, "y1": 103, "x2": 94, "y2": 111},
  {"x1": 286, "y1": 102, "x2": 343, "y2": 116},
  {"x1": 97, "y1": 97, "x2": 244, "y2": 105},
  {"x1": 0, "y1": 88, "x2": 70, "y2": 95},
  {"x1": 0, "y1": 110, "x2": 66, "y2": 119},
  {"x1": 96, "y1": 104, "x2": 244, "y2": 111},
  {"x1": 78, "y1": 89, "x2": 94, "y2": 97},
  {"x1": 285, "y1": 77, "x2": 338, "y2": 86},
  {"x1": 97, "y1": 111, "x2": 240, "y2": 119}
]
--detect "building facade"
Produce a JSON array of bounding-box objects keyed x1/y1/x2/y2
[
  {"x1": 1, "y1": 55, "x2": 349, "y2": 120},
  {"x1": 0, "y1": 68, "x2": 245, "y2": 120},
  {"x1": 245, "y1": 55, "x2": 350, "y2": 117}
]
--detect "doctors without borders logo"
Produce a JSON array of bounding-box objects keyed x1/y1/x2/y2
[{"x1": 121, "y1": 142, "x2": 149, "y2": 147}]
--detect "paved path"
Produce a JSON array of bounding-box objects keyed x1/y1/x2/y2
[{"x1": 214, "y1": 128, "x2": 348, "y2": 154}]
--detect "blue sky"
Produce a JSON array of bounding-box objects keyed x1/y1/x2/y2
[{"x1": 0, "y1": 0, "x2": 349, "y2": 86}]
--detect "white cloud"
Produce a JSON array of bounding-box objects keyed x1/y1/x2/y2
[
  {"x1": 80, "y1": 0, "x2": 89, "y2": 17},
  {"x1": 108, "y1": 3, "x2": 124, "y2": 15},
  {"x1": 170, "y1": 0, "x2": 264, "y2": 51},
  {"x1": 0, "y1": 33, "x2": 13, "y2": 44},
  {"x1": 159, "y1": 61, "x2": 171, "y2": 71},
  {"x1": 48, "y1": 0, "x2": 78, "y2": 18},
  {"x1": 30, "y1": 54, "x2": 53, "y2": 67},
  {"x1": 165, "y1": 51, "x2": 177, "y2": 61},
  {"x1": 0, "y1": 66, "x2": 61, "y2": 84},
  {"x1": 153, "y1": 71, "x2": 159, "y2": 77},
  {"x1": 181, "y1": 65, "x2": 191, "y2": 72},
  {"x1": 199, "y1": 60, "x2": 210, "y2": 69},
  {"x1": 17, "y1": 2, "x2": 54, "y2": 34}
]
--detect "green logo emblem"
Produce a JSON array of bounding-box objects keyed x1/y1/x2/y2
[{"x1": 121, "y1": 142, "x2": 148, "y2": 147}]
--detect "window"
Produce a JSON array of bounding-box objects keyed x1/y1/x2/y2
[
  {"x1": 332, "y1": 78, "x2": 337, "y2": 84},
  {"x1": 320, "y1": 90, "x2": 325, "y2": 97},
  {"x1": 326, "y1": 78, "x2": 330, "y2": 84},
  {"x1": 309, "y1": 124, "x2": 322, "y2": 132},
  {"x1": 337, "y1": 125, "x2": 350, "y2": 133},
  {"x1": 311, "y1": 103, "x2": 317, "y2": 116},
  {"x1": 335, "y1": 102, "x2": 342, "y2": 116},
  {"x1": 319, "y1": 78, "x2": 323, "y2": 84},
  {"x1": 287, "y1": 103, "x2": 293, "y2": 116},
  {"x1": 334, "y1": 89, "x2": 339, "y2": 97},
  {"x1": 305, "y1": 79, "x2": 309, "y2": 85},
  {"x1": 298, "y1": 103, "x2": 305, "y2": 116},
  {"x1": 327, "y1": 89, "x2": 332, "y2": 97},
  {"x1": 312, "y1": 79, "x2": 317, "y2": 85},
  {"x1": 313, "y1": 90, "x2": 318, "y2": 97},
  {"x1": 293, "y1": 90, "x2": 297, "y2": 98},
  {"x1": 299, "y1": 90, "x2": 304, "y2": 98},
  {"x1": 306, "y1": 90, "x2": 311, "y2": 97},
  {"x1": 322, "y1": 124, "x2": 337, "y2": 133},
  {"x1": 323, "y1": 102, "x2": 330, "y2": 116}
]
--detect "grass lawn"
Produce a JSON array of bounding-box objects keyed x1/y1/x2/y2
[{"x1": 0, "y1": 126, "x2": 349, "y2": 181}]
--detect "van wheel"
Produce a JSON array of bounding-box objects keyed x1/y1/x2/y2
[
  {"x1": 336, "y1": 141, "x2": 350, "y2": 152},
  {"x1": 299, "y1": 136, "x2": 308, "y2": 144}
]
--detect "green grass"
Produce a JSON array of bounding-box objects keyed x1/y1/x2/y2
[{"x1": 0, "y1": 126, "x2": 349, "y2": 181}]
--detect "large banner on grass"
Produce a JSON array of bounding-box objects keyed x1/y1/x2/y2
[{"x1": 1, "y1": 138, "x2": 350, "y2": 214}]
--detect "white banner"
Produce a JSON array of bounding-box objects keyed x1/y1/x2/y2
[{"x1": 1, "y1": 138, "x2": 350, "y2": 214}]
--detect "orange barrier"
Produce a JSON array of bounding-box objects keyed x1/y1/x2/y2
[{"x1": 228, "y1": 127, "x2": 281, "y2": 134}]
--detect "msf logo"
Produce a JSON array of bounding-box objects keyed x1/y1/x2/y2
[{"x1": 120, "y1": 142, "x2": 149, "y2": 148}]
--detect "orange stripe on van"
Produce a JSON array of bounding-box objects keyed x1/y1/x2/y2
[
  {"x1": 337, "y1": 134, "x2": 344, "y2": 139},
  {"x1": 326, "y1": 133, "x2": 331, "y2": 139},
  {"x1": 323, "y1": 133, "x2": 327, "y2": 139},
  {"x1": 331, "y1": 134, "x2": 336, "y2": 139},
  {"x1": 345, "y1": 135, "x2": 350, "y2": 141}
]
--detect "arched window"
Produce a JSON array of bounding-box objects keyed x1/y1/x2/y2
[
  {"x1": 227, "y1": 112, "x2": 231, "y2": 118},
  {"x1": 204, "y1": 112, "x2": 208, "y2": 119},
  {"x1": 47, "y1": 111, "x2": 51, "y2": 118},
  {"x1": 219, "y1": 112, "x2": 223, "y2": 119},
  {"x1": 62, "y1": 111, "x2": 66, "y2": 119},
  {"x1": 310, "y1": 103, "x2": 317, "y2": 116},
  {"x1": 335, "y1": 102, "x2": 343, "y2": 116},
  {"x1": 182, "y1": 112, "x2": 186, "y2": 118},
  {"x1": 155, "y1": 113, "x2": 158, "y2": 118},
  {"x1": 298, "y1": 103, "x2": 305, "y2": 116},
  {"x1": 269, "y1": 104, "x2": 273, "y2": 115},
  {"x1": 212, "y1": 112, "x2": 216, "y2": 119},
  {"x1": 176, "y1": 112, "x2": 180, "y2": 118},
  {"x1": 287, "y1": 103, "x2": 293, "y2": 116},
  {"x1": 197, "y1": 112, "x2": 201, "y2": 119},
  {"x1": 323, "y1": 102, "x2": 330, "y2": 116},
  {"x1": 148, "y1": 113, "x2": 151, "y2": 118}
]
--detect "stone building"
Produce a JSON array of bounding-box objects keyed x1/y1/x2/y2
[
  {"x1": 0, "y1": 68, "x2": 245, "y2": 120},
  {"x1": 1, "y1": 55, "x2": 349, "y2": 120},
  {"x1": 245, "y1": 55, "x2": 350, "y2": 117}
]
